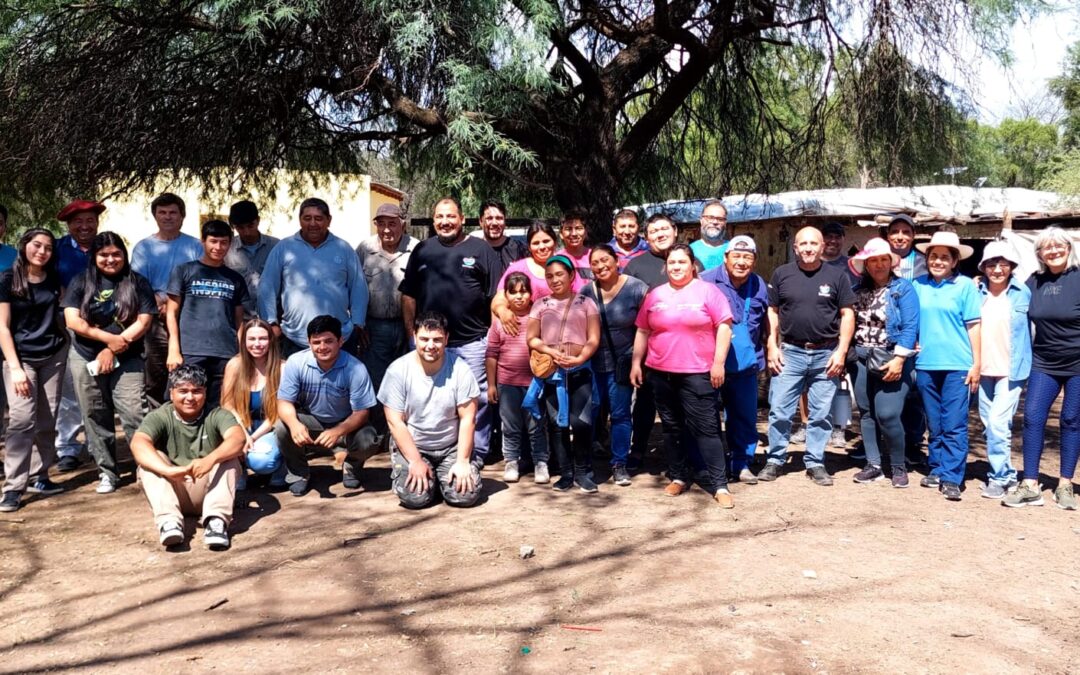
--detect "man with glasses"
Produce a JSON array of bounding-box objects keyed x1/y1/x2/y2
[{"x1": 691, "y1": 200, "x2": 729, "y2": 271}]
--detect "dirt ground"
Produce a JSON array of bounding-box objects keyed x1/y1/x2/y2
[{"x1": 2, "y1": 407, "x2": 1080, "y2": 675}]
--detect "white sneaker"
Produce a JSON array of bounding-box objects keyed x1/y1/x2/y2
[
  {"x1": 503, "y1": 460, "x2": 520, "y2": 483},
  {"x1": 159, "y1": 521, "x2": 184, "y2": 547},
  {"x1": 534, "y1": 462, "x2": 550, "y2": 484},
  {"x1": 96, "y1": 474, "x2": 117, "y2": 494},
  {"x1": 203, "y1": 517, "x2": 230, "y2": 551}
]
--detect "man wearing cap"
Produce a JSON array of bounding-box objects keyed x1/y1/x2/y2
[
  {"x1": 224, "y1": 200, "x2": 279, "y2": 318},
  {"x1": 53, "y1": 199, "x2": 105, "y2": 471},
  {"x1": 690, "y1": 200, "x2": 730, "y2": 271},
  {"x1": 478, "y1": 200, "x2": 527, "y2": 278},
  {"x1": 701, "y1": 235, "x2": 769, "y2": 483},
  {"x1": 131, "y1": 193, "x2": 205, "y2": 407},
  {"x1": 356, "y1": 203, "x2": 416, "y2": 394},
  {"x1": 609, "y1": 209, "x2": 650, "y2": 270},
  {"x1": 759, "y1": 226, "x2": 855, "y2": 486}
]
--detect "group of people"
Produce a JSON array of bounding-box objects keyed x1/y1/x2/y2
[{"x1": 0, "y1": 194, "x2": 1076, "y2": 553}]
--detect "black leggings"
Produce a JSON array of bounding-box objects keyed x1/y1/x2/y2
[
  {"x1": 647, "y1": 369, "x2": 727, "y2": 490},
  {"x1": 543, "y1": 369, "x2": 593, "y2": 477}
]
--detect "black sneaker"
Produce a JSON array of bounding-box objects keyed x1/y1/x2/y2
[
  {"x1": 891, "y1": 467, "x2": 909, "y2": 488},
  {"x1": 611, "y1": 465, "x2": 632, "y2": 486},
  {"x1": 575, "y1": 474, "x2": 599, "y2": 493},
  {"x1": 849, "y1": 442, "x2": 867, "y2": 461},
  {"x1": 56, "y1": 456, "x2": 82, "y2": 473},
  {"x1": 158, "y1": 521, "x2": 184, "y2": 547},
  {"x1": 806, "y1": 466, "x2": 834, "y2": 486},
  {"x1": 853, "y1": 465, "x2": 884, "y2": 484},
  {"x1": 0, "y1": 491, "x2": 21, "y2": 513},
  {"x1": 920, "y1": 474, "x2": 941, "y2": 488},
  {"x1": 756, "y1": 463, "x2": 781, "y2": 482},
  {"x1": 552, "y1": 475, "x2": 574, "y2": 492},
  {"x1": 342, "y1": 472, "x2": 362, "y2": 490},
  {"x1": 26, "y1": 478, "x2": 63, "y2": 496},
  {"x1": 203, "y1": 517, "x2": 230, "y2": 551},
  {"x1": 289, "y1": 478, "x2": 310, "y2": 497},
  {"x1": 940, "y1": 482, "x2": 962, "y2": 501}
]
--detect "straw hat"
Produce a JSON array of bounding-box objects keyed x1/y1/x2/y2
[
  {"x1": 848, "y1": 237, "x2": 901, "y2": 275},
  {"x1": 914, "y1": 230, "x2": 974, "y2": 260}
]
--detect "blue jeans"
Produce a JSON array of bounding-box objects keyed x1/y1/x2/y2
[
  {"x1": 766, "y1": 345, "x2": 838, "y2": 469},
  {"x1": 497, "y1": 384, "x2": 548, "y2": 464},
  {"x1": 916, "y1": 370, "x2": 970, "y2": 485},
  {"x1": 720, "y1": 369, "x2": 759, "y2": 473},
  {"x1": 245, "y1": 433, "x2": 287, "y2": 486},
  {"x1": 977, "y1": 376, "x2": 1021, "y2": 486},
  {"x1": 852, "y1": 350, "x2": 913, "y2": 469},
  {"x1": 593, "y1": 370, "x2": 633, "y2": 465},
  {"x1": 448, "y1": 337, "x2": 490, "y2": 460},
  {"x1": 361, "y1": 317, "x2": 406, "y2": 391}
]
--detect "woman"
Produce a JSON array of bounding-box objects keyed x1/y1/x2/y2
[
  {"x1": 975, "y1": 241, "x2": 1029, "y2": 500},
  {"x1": 846, "y1": 238, "x2": 919, "y2": 489},
  {"x1": 912, "y1": 230, "x2": 981, "y2": 501},
  {"x1": 579, "y1": 244, "x2": 648, "y2": 486},
  {"x1": 62, "y1": 232, "x2": 156, "y2": 494},
  {"x1": 493, "y1": 221, "x2": 585, "y2": 334},
  {"x1": 0, "y1": 229, "x2": 67, "y2": 512},
  {"x1": 1006, "y1": 227, "x2": 1080, "y2": 510},
  {"x1": 526, "y1": 255, "x2": 600, "y2": 492},
  {"x1": 221, "y1": 318, "x2": 285, "y2": 489},
  {"x1": 630, "y1": 244, "x2": 735, "y2": 508}
]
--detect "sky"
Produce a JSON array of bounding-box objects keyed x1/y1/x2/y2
[{"x1": 971, "y1": 6, "x2": 1080, "y2": 123}]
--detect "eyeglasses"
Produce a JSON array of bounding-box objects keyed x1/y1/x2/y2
[
  {"x1": 1039, "y1": 242, "x2": 1069, "y2": 253},
  {"x1": 700, "y1": 216, "x2": 727, "y2": 223}
]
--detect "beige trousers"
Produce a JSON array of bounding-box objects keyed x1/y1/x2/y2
[{"x1": 139, "y1": 455, "x2": 239, "y2": 528}]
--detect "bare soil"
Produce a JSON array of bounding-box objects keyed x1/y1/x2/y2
[{"x1": 2, "y1": 410, "x2": 1079, "y2": 674}]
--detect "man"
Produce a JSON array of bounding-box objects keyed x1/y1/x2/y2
[
  {"x1": 690, "y1": 199, "x2": 729, "y2": 271},
  {"x1": 53, "y1": 199, "x2": 105, "y2": 472},
  {"x1": 356, "y1": 203, "x2": 416, "y2": 437},
  {"x1": 701, "y1": 235, "x2": 769, "y2": 483},
  {"x1": 166, "y1": 219, "x2": 248, "y2": 405},
  {"x1": 130, "y1": 365, "x2": 245, "y2": 550},
  {"x1": 399, "y1": 197, "x2": 500, "y2": 461},
  {"x1": 556, "y1": 211, "x2": 593, "y2": 279},
  {"x1": 0, "y1": 204, "x2": 16, "y2": 271},
  {"x1": 886, "y1": 214, "x2": 927, "y2": 280},
  {"x1": 478, "y1": 199, "x2": 527, "y2": 277},
  {"x1": 759, "y1": 226, "x2": 855, "y2": 486},
  {"x1": 275, "y1": 315, "x2": 379, "y2": 496},
  {"x1": 259, "y1": 198, "x2": 368, "y2": 357},
  {"x1": 131, "y1": 193, "x2": 204, "y2": 407},
  {"x1": 819, "y1": 221, "x2": 857, "y2": 450},
  {"x1": 379, "y1": 312, "x2": 482, "y2": 509},
  {"x1": 224, "y1": 200, "x2": 279, "y2": 318},
  {"x1": 609, "y1": 209, "x2": 649, "y2": 270},
  {"x1": 624, "y1": 213, "x2": 679, "y2": 290}
]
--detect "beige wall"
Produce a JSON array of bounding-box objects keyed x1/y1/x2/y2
[{"x1": 98, "y1": 172, "x2": 400, "y2": 250}]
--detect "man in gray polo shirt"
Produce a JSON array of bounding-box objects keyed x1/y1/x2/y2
[
  {"x1": 379, "y1": 312, "x2": 482, "y2": 509},
  {"x1": 224, "y1": 200, "x2": 279, "y2": 318},
  {"x1": 275, "y1": 315, "x2": 379, "y2": 496}
]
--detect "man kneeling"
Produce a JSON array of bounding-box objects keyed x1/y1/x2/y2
[
  {"x1": 379, "y1": 312, "x2": 482, "y2": 508},
  {"x1": 275, "y1": 315, "x2": 378, "y2": 496},
  {"x1": 131, "y1": 365, "x2": 245, "y2": 550}
]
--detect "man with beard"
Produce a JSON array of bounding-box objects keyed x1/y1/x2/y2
[
  {"x1": 478, "y1": 200, "x2": 527, "y2": 277},
  {"x1": 399, "y1": 198, "x2": 500, "y2": 462},
  {"x1": 690, "y1": 200, "x2": 730, "y2": 271}
]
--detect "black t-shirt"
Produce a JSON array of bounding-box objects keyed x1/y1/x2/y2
[
  {"x1": 166, "y1": 261, "x2": 248, "y2": 358},
  {"x1": 624, "y1": 251, "x2": 668, "y2": 290},
  {"x1": 1027, "y1": 267, "x2": 1080, "y2": 375},
  {"x1": 489, "y1": 237, "x2": 528, "y2": 279},
  {"x1": 0, "y1": 271, "x2": 66, "y2": 361},
  {"x1": 62, "y1": 271, "x2": 158, "y2": 362},
  {"x1": 399, "y1": 236, "x2": 499, "y2": 347},
  {"x1": 768, "y1": 262, "x2": 856, "y2": 345}
]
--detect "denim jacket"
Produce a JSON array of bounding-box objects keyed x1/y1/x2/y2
[
  {"x1": 977, "y1": 277, "x2": 1032, "y2": 382},
  {"x1": 855, "y1": 276, "x2": 919, "y2": 356}
]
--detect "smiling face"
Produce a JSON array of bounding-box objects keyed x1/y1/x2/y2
[
  {"x1": 25, "y1": 234, "x2": 54, "y2": 268},
  {"x1": 375, "y1": 215, "x2": 404, "y2": 250},
  {"x1": 926, "y1": 246, "x2": 957, "y2": 280},
  {"x1": 822, "y1": 230, "x2": 844, "y2": 259},
  {"x1": 559, "y1": 219, "x2": 586, "y2": 252},
  {"x1": 613, "y1": 216, "x2": 640, "y2": 248},
  {"x1": 887, "y1": 222, "x2": 915, "y2": 255},
  {"x1": 1038, "y1": 238, "x2": 1071, "y2": 273},
  {"x1": 700, "y1": 204, "x2": 727, "y2": 241},
  {"x1": 202, "y1": 234, "x2": 231, "y2": 264},
  {"x1": 665, "y1": 248, "x2": 695, "y2": 286},
  {"x1": 528, "y1": 230, "x2": 556, "y2": 264},
  {"x1": 67, "y1": 212, "x2": 100, "y2": 249},
  {"x1": 645, "y1": 218, "x2": 676, "y2": 254},
  {"x1": 433, "y1": 200, "x2": 464, "y2": 244},
  {"x1": 299, "y1": 207, "x2": 331, "y2": 246},
  {"x1": 244, "y1": 325, "x2": 271, "y2": 360},
  {"x1": 416, "y1": 325, "x2": 447, "y2": 364},
  {"x1": 864, "y1": 254, "x2": 894, "y2": 286},
  {"x1": 481, "y1": 206, "x2": 507, "y2": 242},
  {"x1": 95, "y1": 244, "x2": 126, "y2": 276},
  {"x1": 724, "y1": 250, "x2": 755, "y2": 283},
  {"x1": 308, "y1": 330, "x2": 343, "y2": 367},
  {"x1": 545, "y1": 262, "x2": 574, "y2": 297},
  {"x1": 171, "y1": 382, "x2": 207, "y2": 420},
  {"x1": 793, "y1": 227, "x2": 823, "y2": 266},
  {"x1": 981, "y1": 257, "x2": 1013, "y2": 290},
  {"x1": 590, "y1": 248, "x2": 619, "y2": 284}
]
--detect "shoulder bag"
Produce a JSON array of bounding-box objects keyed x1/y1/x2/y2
[
  {"x1": 529, "y1": 298, "x2": 574, "y2": 378},
  {"x1": 594, "y1": 282, "x2": 633, "y2": 385}
]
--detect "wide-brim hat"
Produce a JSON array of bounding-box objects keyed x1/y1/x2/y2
[
  {"x1": 849, "y1": 237, "x2": 901, "y2": 275},
  {"x1": 978, "y1": 240, "x2": 1021, "y2": 270},
  {"x1": 57, "y1": 199, "x2": 105, "y2": 221},
  {"x1": 915, "y1": 230, "x2": 974, "y2": 260}
]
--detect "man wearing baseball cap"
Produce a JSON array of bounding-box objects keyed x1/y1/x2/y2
[
  {"x1": 224, "y1": 200, "x2": 279, "y2": 318},
  {"x1": 53, "y1": 199, "x2": 105, "y2": 472}
]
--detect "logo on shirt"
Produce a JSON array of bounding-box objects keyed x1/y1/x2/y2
[
  {"x1": 462, "y1": 256, "x2": 476, "y2": 268},
  {"x1": 818, "y1": 285, "x2": 832, "y2": 298},
  {"x1": 1044, "y1": 284, "x2": 1062, "y2": 296}
]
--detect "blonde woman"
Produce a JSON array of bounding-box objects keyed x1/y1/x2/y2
[{"x1": 221, "y1": 318, "x2": 284, "y2": 488}]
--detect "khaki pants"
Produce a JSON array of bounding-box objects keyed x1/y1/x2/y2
[
  {"x1": 2, "y1": 350, "x2": 65, "y2": 493},
  {"x1": 139, "y1": 454, "x2": 239, "y2": 529}
]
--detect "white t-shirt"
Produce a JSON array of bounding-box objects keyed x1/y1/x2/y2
[{"x1": 377, "y1": 352, "x2": 480, "y2": 450}]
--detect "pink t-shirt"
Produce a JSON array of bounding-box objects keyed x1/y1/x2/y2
[
  {"x1": 498, "y1": 258, "x2": 586, "y2": 299},
  {"x1": 529, "y1": 294, "x2": 598, "y2": 348},
  {"x1": 635, "y1": 279, "x2": 733, "y2": 373},
  {"x1": 555, "y1": 247, "x2": 593, "y2": 280},
  {"x1": 486, "y1": 315, "x2": 533, "y2": 387},
  {"x1": 981, "y1": 292, "x2": 1011, "y2": 377}
]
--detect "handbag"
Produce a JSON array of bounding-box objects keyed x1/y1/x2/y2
[
  {"x1": 726, "y1": 278, "x2": 760, "y2": 373},
  {"x1": 530, "y1": 297, "x2": 574, "y2": 378},
  {"x1": 866, "y1": 347, "x2": 894, "y2": 372},
  {"x1": 595, "y1": 282, "x2": 631, "y2": 385}
]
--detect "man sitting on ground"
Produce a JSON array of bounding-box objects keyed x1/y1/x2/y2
[
  {"x1": 130, "y1": 365, "x2": 245, "y2": 551},
  {"x1": 379, "y1": 312, "x2": 482, "y2": 509},
  {"x1": 275, "y1": 315, "x2": 379, "y2": 496}
]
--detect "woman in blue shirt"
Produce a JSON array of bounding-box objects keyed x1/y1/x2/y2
[{"x1": 911, "y1": 231, "x2": 981, "y2": 501}]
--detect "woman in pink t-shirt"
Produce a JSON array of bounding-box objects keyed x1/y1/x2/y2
[
  {"x1": 630, "y1": 244, "x2": 735, "y2": 508},
  {"x1": 526, "y1": 255, "x2": 600, "y2": 493}
]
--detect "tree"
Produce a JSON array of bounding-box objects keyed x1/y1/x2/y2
[
  {"x1": 1050, "y1": 41, "x2": 1080, "y2": 149},
  {"x1": 0, "y1": 0, "x2": 1043, "y2": 241}
]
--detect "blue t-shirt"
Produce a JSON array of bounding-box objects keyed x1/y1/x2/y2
[
  {"x1": 913, "y1": 274, "x2": 981, "y2": 371},
  {"x1": 130, "y1": 233, "x2": 204, "y2": 294},
  {"x1": 690, "y1": 239, "x2": 728, "y2": 271},
  {"x1": 57, "y1": 235, "x2": 90, "y2": 287},
  {"x1": 278, "y1": 349, "x2": 377, "y2": 425},
  {"x1": 0, "y1": 245, "x2": 17, "y2": 272}
]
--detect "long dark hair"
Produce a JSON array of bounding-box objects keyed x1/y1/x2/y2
[
  {"x1": 80, "y1": 232, "x2": 139, "y2": 326},
  {"x1": 9, "y1": 228, "x2": 58, "y2": 298}
]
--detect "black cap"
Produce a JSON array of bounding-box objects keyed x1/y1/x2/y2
[
  {"x1": 229, "y1": 200, "x2": 259, "y2": 225},
  {"x1": 819, "y1": 221, "x2": 844, "y2": 235}
]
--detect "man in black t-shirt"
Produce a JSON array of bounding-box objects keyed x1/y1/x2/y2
[
  {"x1": 478, "y1": 199, "x2": 527, "y2": 278},
  {"x1": 624, "y1": 214, "x2": 679, "y2": 290},
  {"x1": 759, "y1": 226, "x2": 855, "y2": 486},
  {"x1": 399, "y1": 197, "x2": 499, "y2": 460},
  {"x1": 166, "y1": 219, "x2": 248, "y2": 406}
]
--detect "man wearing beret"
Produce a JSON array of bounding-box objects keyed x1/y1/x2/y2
[{"x1": 54, "y1": 199, "x2": 105, "y2": 472}]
